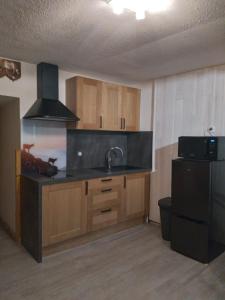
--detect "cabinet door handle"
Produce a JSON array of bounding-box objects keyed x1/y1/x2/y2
[
  {"x1": 100, "y1": 116, "x2": 103, "y2": 128},
  {"x1": 123, "y1": 118, "x2": 126, "y2": 129},
  {"x1": 101, "y1": 188, "x2": 112, "y2": 193},
  {"x1": 101, "y1": 178, "x2": 112, "y2": 182},
  {"x1": 85, "y1": 181, "x2": 88, "y2": 195},
  {"x1": 124, "y1": 176, "x2": 126, "y2": 188},
  {"x1": 120, "y1": 117, "x2": 123, "y2": 129},
  {"x1": 101, "y1": 208, "x2": 112, "y2": 214}
]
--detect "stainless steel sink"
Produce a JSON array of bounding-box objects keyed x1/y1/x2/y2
[{"x1": 92, "y1": 165, "x2": 142, "y2": 173}]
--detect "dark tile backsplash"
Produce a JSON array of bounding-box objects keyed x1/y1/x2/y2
[
  {"x1": 127, "y1": 132, "x2": 153, "y2": 169},
  {"x1": 67, "y1": 130, "x2": 127, "y2": 169},
  {"x1": 67, "y1": 130, "x2": 152, "y2": 170}
]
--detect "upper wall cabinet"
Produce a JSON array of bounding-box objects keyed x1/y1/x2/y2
[
  {"x1": 66, "y1": 76, "x2": 140, "y2": 131},
  {"x1": 122, "y1": 87, "x2": 140, "y2": 131},
  {"x1": 66, "y1": 77, "x2": 102, "y2": 129},
  {"x1": 101, "y1": 82, "x2": 122, "y2": 131}
]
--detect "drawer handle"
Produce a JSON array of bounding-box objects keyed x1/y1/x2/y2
[
  {"x1": 101, "y1": 208, "x2": 112, "y2": 214},
  {"x1": 120, "y1": 117, "x2": 123, "y2": 129},
  {"x1": 101, "y1": 188, "x2": 112, "y2": 193},
  {"x1": 100, "y1": 116, "x2": 103, "y2": 128},
  {"x1": 101, "y1": 178, "x2": 112, "y2": 182},
  {"x1": 85, "y1": 181, "x2": 88, "y2": 195}
]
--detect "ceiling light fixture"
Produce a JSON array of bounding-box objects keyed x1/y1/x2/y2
[{"x1": 105, "y1": 0, "x2": 172, "y2": 20}]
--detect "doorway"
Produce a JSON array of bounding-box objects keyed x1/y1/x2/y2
[{"x1": 0, "y1": 95, "x2": 20, "y2": 239}]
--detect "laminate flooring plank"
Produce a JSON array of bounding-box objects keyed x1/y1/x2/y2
[{"x1": 0, "y1": 224, "x2": 224, "y2": 300}]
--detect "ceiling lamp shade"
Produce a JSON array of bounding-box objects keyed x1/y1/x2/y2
[{"x1": 106, "y1": 0, "x2": 172, "y2": 20}]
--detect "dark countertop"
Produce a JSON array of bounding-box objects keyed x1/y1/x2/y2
[{"x1": 22, "y1": 167, "x2": 151, "y2": 186}]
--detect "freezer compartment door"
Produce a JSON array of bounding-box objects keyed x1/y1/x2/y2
[
  {"x1": 172, "y1": 159, "x2": 211, "y2": 222},
  {"x1": 171, "y1": 216, "x2": 209, "y2": 263},
  {"x1": 171, "y1": 215, "x2": 209, "y2": 263}
]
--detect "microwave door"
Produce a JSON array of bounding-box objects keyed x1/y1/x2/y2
[
  {"x1": 178, "y1": 137, "x2": 209, "y2": 160},
  {"x1": 190, "y1": 139, "x2": 208, "y2": 159}
]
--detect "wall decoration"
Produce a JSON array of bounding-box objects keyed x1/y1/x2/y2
[
  {"x1": 22, "y1": 144, "x2": 58, "y2": 177},
  {"x1": 0, "y1": 58, "x2": 21, "y2": 81},
  {"x1": 22, "y1": 120, "x2": 67, "y2": 170}
]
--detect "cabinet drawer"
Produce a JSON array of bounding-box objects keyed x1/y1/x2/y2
[
  {"x1": 88, "y1": 176, "x2": 124, "y2": 190},
  {"x1": 88, "y1": 185, "x2": 122, "y2": 210},
  {"x1": 88, "y1": 205, "x2": 120, "y2": 231}
]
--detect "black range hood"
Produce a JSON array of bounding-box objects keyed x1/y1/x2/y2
[{"x1": 23, "y1": 63, "x2": 79, "y2": 122}]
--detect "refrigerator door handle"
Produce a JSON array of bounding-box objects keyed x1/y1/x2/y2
[{"x1": 174, "y1": 214, "x2": 207, "y2": 225}]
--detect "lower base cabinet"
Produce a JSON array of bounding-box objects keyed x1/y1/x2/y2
[
  {"x1": 42, "y1": 172, "x2": 150, "y2": 248},
  {"x1": 87, "y1": 176, "x2": 124, "y2": 231},
  {"x1": 124, "y1": 173, "x2": 149, "y2": 219},
  {"x1": 42, "y1": 181, "x2": 87, "y2": 247}
]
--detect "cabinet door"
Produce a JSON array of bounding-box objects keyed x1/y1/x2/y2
[
  {"x1": 66, "y1": 77, "x2": 102, "y2": 129},
  {"x1": 124, "y1": 173, "x2": 149, "y2": 219},
  {"x1": 122, "y1": 87, "x2": 140, "y2": 131},
  {"x1": 101, "y1": 83, "x2": 122, "y2": 130},
  {"x1": 42, "y1": 181, "x2": 87, "y2": 247}
]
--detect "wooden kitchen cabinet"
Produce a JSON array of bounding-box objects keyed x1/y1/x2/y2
[
  {"x1": 87, "y1": 176, "x2": 124, "y2": 231},
  {"x1": 66, "y1": 76, "x2": 140, "y2": 131},
  {"x1": 66, "y1": 77, "x2": 102, "y2": 129},
  {"x1": 101, "y1": 82, "x2": 122, "y2": 131},
  {"x1": 124, "y1": 173, "x2": 150, "y2": 219},
  {"x1": 22, "y1": 171, "x2": 150, "y2": 262},
  {"x1": 42, "y1": 181, "x2": 87, "y2": 247},
  {"x1": 122, "y1": 87, "x2": 140, "y2": 131}
]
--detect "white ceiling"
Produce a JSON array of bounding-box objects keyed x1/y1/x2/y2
[{"x1": 0, "y1": 0, "x2": 225, "y2": 83}]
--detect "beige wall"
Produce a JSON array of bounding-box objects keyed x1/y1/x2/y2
[
  {"x1": 0, "y1": 96, "x2": 20, "y2": 233},
  {"x1": 139, "y1": 82, "x2": 153, "y2": 131},
  {"x1": 150, "y1": 64, "x2": 225, "y2": 222},
  {"x1": 0, "y1": 59, "x2": 152, "y2": 170},
  {"x1": 3, "y1": 59, "x2": 225, "y2": 225},
  {"x1": 0, "y1": 59, "x2": 153, "y2": 235},
  {"x1": 0, "y1": 59, "x2": 144, "y2": 118}
]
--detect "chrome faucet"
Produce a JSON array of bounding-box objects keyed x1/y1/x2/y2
[{"x1": 106, "y1": 147, "x2": 124, "y2": 170}]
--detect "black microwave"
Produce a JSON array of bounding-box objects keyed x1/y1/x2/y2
[{"x1": 178, "y1": 136, "x2": 225, "y2": 161}]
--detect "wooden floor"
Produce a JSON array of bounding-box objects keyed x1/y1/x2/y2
[{"x1": 0, "y1": 223, "x2": 225, "y2": 300}]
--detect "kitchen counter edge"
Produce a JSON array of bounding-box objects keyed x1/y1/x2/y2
[{"x1": 21, "y1": 167, "x2": 151, "y2": 186}]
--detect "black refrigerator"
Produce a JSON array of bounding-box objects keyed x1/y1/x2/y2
[{"x1": 171, "y1": 158, "x2": 225, "y2": 263}]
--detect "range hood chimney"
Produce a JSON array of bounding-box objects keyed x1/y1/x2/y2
[{"x1": 23, "y1": 63, "x2": 79, "y2": 122}]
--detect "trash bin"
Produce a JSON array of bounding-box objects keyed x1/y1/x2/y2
[{"x1": 158, "y1": 197, "x2": 172, "y2": 241}]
